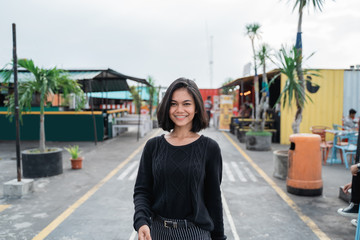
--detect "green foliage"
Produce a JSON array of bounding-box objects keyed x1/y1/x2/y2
[
  {"x1": 129, "y1": 86, "x2": 142, "y2": 114},
  {"x1": 291, "y1": 0, "x2": 325, "y2": 12},
  {"x1": 269, "y1": 45, "x2": 320, "y2": 109},
  {"x1": 1, "y1": 58, "x2": 86, "y2": 152},
  {"x1": 1, "y1": 59, "x2": 85, "y2": 119},
  {"x1": 64, "y1": 145, "x2": 82, "y2": 159},
  {"x1": 147, "y1": 76, "x2": 157, "y2": 118},
  {"x1": 257, "y1": 43, "x2": 272, "y2": 68},
  {"x1": 221, "y1": 78, "x2": 235, "y2": 95}
]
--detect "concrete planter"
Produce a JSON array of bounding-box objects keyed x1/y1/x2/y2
[
  {"x1": 245, "y1": 131, "x2": 272, "y2": 151},
  {"x1": 236, "y1": 128, "x2": 246, "y2": 143},
  {"x1": 22, "y1": 148, "x2": 63, "y2": 178},
  {"x1": 273, "y1": 150, "x2": 289, "y2": 180}
]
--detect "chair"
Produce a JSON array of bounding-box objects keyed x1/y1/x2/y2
[
  {"x1": 333, "y1": 133, "x2": 358, "y2": 169},
  {"x1": 310, "y1": 126, "x2": 333, "y2": 165}
]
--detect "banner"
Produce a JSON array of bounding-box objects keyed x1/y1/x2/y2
[{"x1": 219, "y1": 95, "x2": 233, "y2": 131}]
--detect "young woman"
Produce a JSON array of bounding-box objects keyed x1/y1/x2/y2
[{"x1": 133, "y1": 78, "x2": 226, "y2": 240}]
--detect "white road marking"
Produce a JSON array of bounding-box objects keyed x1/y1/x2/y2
[
  {"x1": 117, "y1": 161, "x2": 138, "y2": 180},
  {"x1": 129, "y1": 167, "x2": 138, "y2": 181},
  {"x1": 222, "y1": 190, "x2": 240, "y2": 240},
  {"x1": 223, "y1": 162, "x2": 235, "y2": 182},
  {"x1": 231, "y1": 161, "x2": 247, "y2": 182},
  {"x1": 240, "y1": 162, "x2": 257, "y2": 182}
]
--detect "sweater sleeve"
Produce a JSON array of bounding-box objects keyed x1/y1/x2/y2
[
  {"x1": 133, "y1": 139, "x2": 155, "y2": 231},
  {"x1": 204, "y1": 139, "x2": 227, "y2": 240}
]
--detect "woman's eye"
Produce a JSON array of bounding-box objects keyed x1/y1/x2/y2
[{"x1": 170, "y1": 102, "x2": 177, "y2": 106}]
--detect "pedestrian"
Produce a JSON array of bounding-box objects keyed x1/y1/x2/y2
[
  {"x1": 344, "y1": 108, "x2": 358, "y2": 129},
  {"x1": 133, "y1": 78, "x2": 226, "y2": 240},
  {"x1": 204, "y1": 95, "x2": 212, "y2": 127}
]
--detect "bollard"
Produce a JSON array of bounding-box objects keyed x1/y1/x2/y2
[{"x1": 287, "y1": 133, "x2": 323, "y2": 196}]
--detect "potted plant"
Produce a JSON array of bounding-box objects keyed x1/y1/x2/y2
[
  {"x1": 244, "y1": 23, "x2": 274, "y2": 150},
  {"x1": 269, "y1": 45, "x2": 319, "y2": 179},
  {"x1": 1, "y1": 59, "x2": 85, "y2": 178},
  {"x1": 65, "y1": 145, "x2": 83, "y2": 169}
]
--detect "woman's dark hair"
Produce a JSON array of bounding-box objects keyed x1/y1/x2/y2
[{"x1": 157, "y1": 78, "x2": 208, "y2": 132}]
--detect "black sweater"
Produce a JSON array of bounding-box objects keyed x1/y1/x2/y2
[{"x1": 133, "y1": 135, "x2": 226, "y2": 240}]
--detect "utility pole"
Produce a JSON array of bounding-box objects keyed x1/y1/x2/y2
[{"x1": 12, "y1": 23, "x2": 21, "y2": 182}]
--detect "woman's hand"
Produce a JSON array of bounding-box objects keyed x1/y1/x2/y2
[
  {"x1": 350, "y1": 164, "x2": 359, "y2": 176},
  {"x1": 138, "y1": 225, "x2": 151, "y2": 240},
  {"x1": 343, "y1": 182, "x2": 352, "y2": 193}
]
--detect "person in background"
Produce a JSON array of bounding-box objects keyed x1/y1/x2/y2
[
  {"x1": 133, "y1": 78, "x2": 226, "y2": 240},
  {"x1": 338, "y1": 162, "x2": 360, "y2": 227},
  {"x1": 204, "y1": 96, "x2": 213, "y2": 127},
  {"x1": 344, "y1": 109, "x2": 358, "y2": 129}
]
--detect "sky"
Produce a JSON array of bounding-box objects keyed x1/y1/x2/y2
[{"x1": 1, "y1": 0, "x2": 359, "y2": 89}]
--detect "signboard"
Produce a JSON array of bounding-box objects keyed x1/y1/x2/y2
[{"x1": 219, "y1": 95, "x2": 233, "y2": 131}]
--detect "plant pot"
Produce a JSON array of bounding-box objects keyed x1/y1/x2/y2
[
  {"x1": 245, "y1": 131, "x2": 272, "y2": 151},
  {"x1": 22, "y1": 148, "x2": 63, "y2": 178},
  {"x1": 236, "y1": 128, "x2": 246, "y2": 143},
  {"x1": 273, "y1": 150, "x2": 289, "y2": 180},
  {"x1": 71, "y1": 157, "x2": 83, "y2": 169}
]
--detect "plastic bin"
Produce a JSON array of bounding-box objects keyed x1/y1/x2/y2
[{"x1": 287, "y1": 133, "x2": 323, "y2": 196}]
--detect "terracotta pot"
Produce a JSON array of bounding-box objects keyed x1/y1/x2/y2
[{"x1": 71, "y1": 157, "x2": 83, "y2": 169}]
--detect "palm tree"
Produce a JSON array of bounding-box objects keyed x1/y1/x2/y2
[
  {"x1": 2, "y1": 59, "x2": 85, "y2": 152},
  {"x1": 270, "y1": 45, "x2": 319, "y2": 133},
  {"x1": 245, "y1": 23, "x2": 261, "y2": 129},
  {"x1": 257, "y1": 43, "x2": 272, "y2": 131},
  {"x1": 287, "y1": 0, "x2": 326, "y2": 132},
  {"x1": 129, "y1": 85, "x2": 142, "y2": 114}
]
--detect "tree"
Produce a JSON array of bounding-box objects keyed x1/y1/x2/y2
[
  {"x1": 287, "y1": 0, "x2": 327, "y2": 132},
  {"x1": 257, "y1": 43, "x2": 272, "y2": 131},
  {"x1": 2, "y1": 59, "x2": 85, "y2": 152},
  {"x1": 270, "y1": 45, "x2": 319, "y2": 133},
  {"x1": 129, "y1": 85, "x2": 142, "y2": 114},
  {"x1": 147, "y1": 76, "x2": 157, "y2": 119},
  {"x1": 221, "y1": 78, "x2": 235, "y2": 95},
  {"x1": 245, "y1": 23, "x2": 262, "y2": 129}
]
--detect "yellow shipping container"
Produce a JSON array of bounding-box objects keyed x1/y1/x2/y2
[{"x1": 280, "y1": 69, "x2": 344, "y2": 144}]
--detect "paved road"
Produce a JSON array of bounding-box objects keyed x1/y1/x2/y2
[{"x1": 0, "y1": 127, "x2": 356, "y2": 239}]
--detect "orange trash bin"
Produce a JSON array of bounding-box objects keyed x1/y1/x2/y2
[{"x1": 287, "y1": 133, "x2": 323, "y2": 196}]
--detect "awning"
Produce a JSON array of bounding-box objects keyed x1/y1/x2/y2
[
  {"x1": 221, "y1": 69, "x2": 280, "y2": 88},
  {"x1": 0, "y1": 68, "x2": 151, "y2": 93},
  {"x1": 68, "y1": 68, "x2": 151, "y2": 93}
]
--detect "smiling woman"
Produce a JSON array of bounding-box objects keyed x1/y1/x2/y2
[{"x1": 133, "y1": 78, "x2": 227, "y2": 240}]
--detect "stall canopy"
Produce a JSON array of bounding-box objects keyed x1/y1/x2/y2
[
  {"x1": 67, "y1": 68, "x2": 150, "y2": 92},
  {"x1": 221, "y1": 69, "x2": 280, "y2": 88},
  {"x1": 1, "y1": 68, "x2": 151, "y2": 92}
]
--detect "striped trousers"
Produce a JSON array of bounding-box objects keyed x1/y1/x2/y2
[{"x1": 151, "y1": 217, "x2": 211, "y2": 240}]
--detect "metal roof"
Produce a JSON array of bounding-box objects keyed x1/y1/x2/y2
[
  {"x1": 221, "y1": 69, "x2": 280, "y2": 88},
  {"x1": 0, "y1": 68, "x2": 151, "y2": 93}
]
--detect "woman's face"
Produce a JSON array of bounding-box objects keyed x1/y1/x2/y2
[{"x1": 169, "y1": 88, "x2": 196, "y2": 129}]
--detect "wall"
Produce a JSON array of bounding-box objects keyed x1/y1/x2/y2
[
  {"x1": 280, "y1": 69, "x2": 344, "y2": 144},
  {"x1": 343, "y1": 70, "x2": 360, "y2": 117},
  {"x1": 0, "y1": 111, "x2": 104, "y2": 141}
]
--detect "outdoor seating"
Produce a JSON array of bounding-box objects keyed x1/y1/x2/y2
[
  {"x1": 333, "y1": 132, "x2": 358, "y2": 169},
  {"x1": 310, "y1": 126, "x2": 333, "y2": 165}
]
